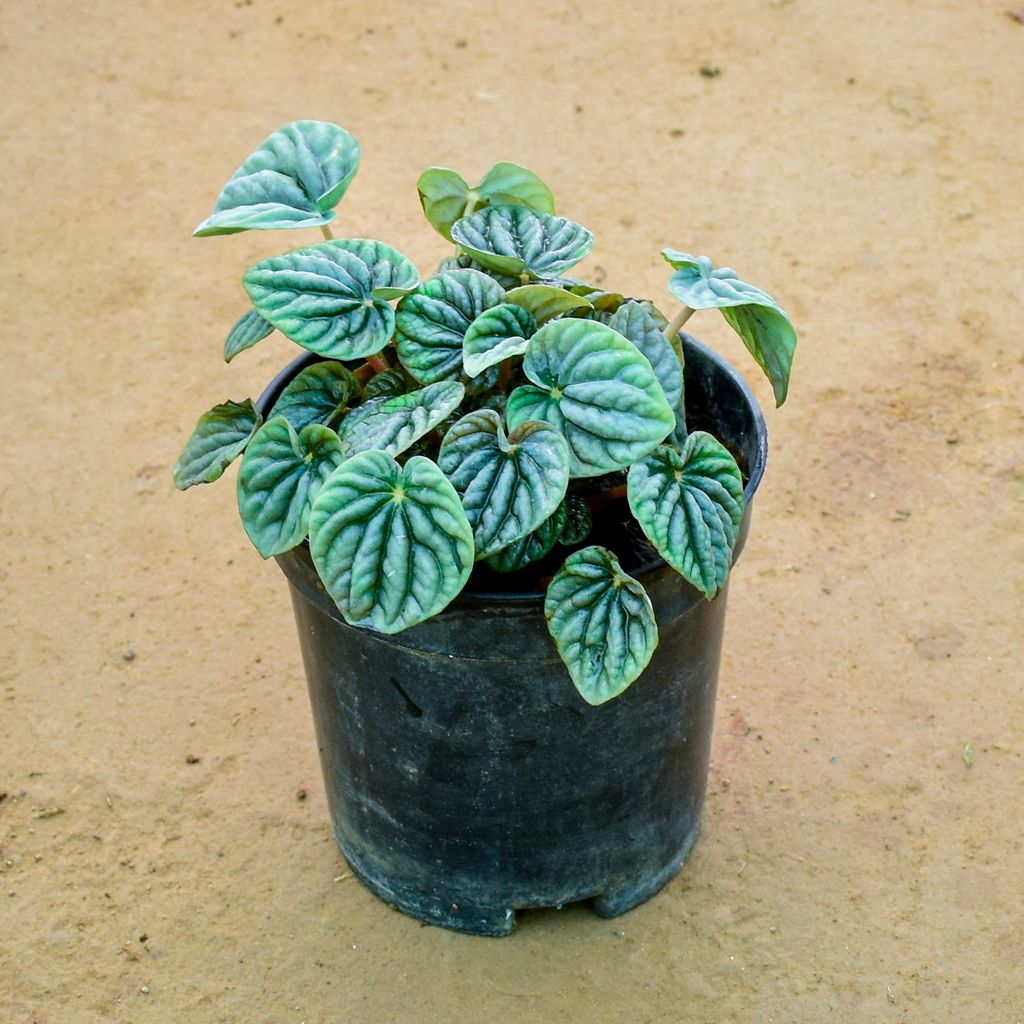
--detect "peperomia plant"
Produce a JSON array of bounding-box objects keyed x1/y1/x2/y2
[{"x1": 176, "y1": 120, "x2": 797, "y2": 706}]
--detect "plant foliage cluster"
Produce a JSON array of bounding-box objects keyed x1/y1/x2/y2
[{"x1": 176, "y1": 121, "x2": 796, "y2": 704}]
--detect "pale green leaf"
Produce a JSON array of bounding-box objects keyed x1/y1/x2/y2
[
  {"x1": 506, "y1": 318, "x2": 675, "y2": 477},
  {"x1": 173, "y1": 399, "x2": 261, "y2": 490},
  {"x1": 194, "y1": 120, "x2": 360, "y2": 236},
  {"x1": 438, "y1": 409, "x2": 570, "y2": 557},
  {"x1": 417, "y1": 167, "x2": 472, "y2": 242},
  {"x1": 224, "y1": 308, "x2": 274, "y2": 362},
  {"x1": 451, "y1": 206, "x2": 593, "y2": 279},
  {"x1": 662, "y1": 250, "x2": 796, "y2": 406},
  {"x1": 270, "y1": 361, "x2": 359, "y2": 431},
  {"x1": 237, "y1": 417, "x2": 345, "y2": 558},
  {"x1": 627, "y1": 435, "x2": 744, "y2": 599},
  {"x1": 474, "y1": 162, "x2": 555, "y2": 215},
  {"x1": 395, "y1": 269, "x2": 505, "y2": 383},
  {"x1": 506, "y1": 284, "x2": 592, "y2": 323},
  {"x1": 336, "y1": 380, "x2": 465, "y2": 459},
  {"x1": 462, "y1": 302, "x2": 537, "y2": 378},
  {"x1": 485, "y1": 501, "x2": 568, "y2": 573},
  {"x1": 309, "y1": 451, "x2": 474, "y2": 633},
  {"x1": 544, "y1": 545, "x2": 658, "y2": 705}
]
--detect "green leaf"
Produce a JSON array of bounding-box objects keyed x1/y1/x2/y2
[
  {"x1": 606, "y1": 300, "x2": 685, "y2": 432},
  {"x1": 451, "y1": 206, "x2": 593, "y2": 279},
  {"x1": 627, "y1": 435, "x2": 744, "y2": 599},
  {"x1": 270, "y1": 361, "x2": 360, "y2": 431},
  {"x1": 662, "y1": 250, "x2": 796, "y2": 406},
  {"x1": 418, "y1": 162, "x2": 555, "y2": 241},
  {"x1": 462, "y1": 302, "x2": 537, "y2": 378},
  {"x1": 506, "y1": 284, "x2": 592, "y2": 323},
  {"x1": 336, "y1": 380, "x2": 465, "y2": 459},
  {"x1": 224, "y1": 308, "x2": 274, "y2": 362},
  {"x1": 544, "y1": 545, "x2": 658, "y2": 705},
  {"x1": 567, "y1": 285, "x2": 626, "y2": 314},
  {"x1": 309, "y1": 451, "x2": 474, "y2": 633},
  {"x1": 438, "y1": 409, "x2": 570, "y2": 558},
  {"x1": 244, "y1": 239, "x2": 406, "y2": 359},
  {"x1": 363, "y1": 367, "x2": 412, "y2": 400},
  {"x1": 194, "y1": 121, "x2": 361, "y2": 236},
  {"x1": 559, "y1": 494, "x2": 593, "y2": 546},
  {"x1": 325, "y1": 238, "x2": 420, "y2": 300},
  {"x1": 395, "y1": 269, "x2": 506, "y2": 383},
  {"x1": 173, "y1": 399, "x2": 261, "y2": 490},
  {"x1": 506, "y1": 319, "x2": 675, "y2": 477},
  {"x1": 237, "y1": 417, "x2": 345, "y2": 558},
  {"x1": 485, "y1": 501, "x2": 568, "y2": 573}
]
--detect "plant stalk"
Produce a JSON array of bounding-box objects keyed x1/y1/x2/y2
[
  {"x1": 366, "y1": 353, "x2": 390, "y2": 375},
  {"x1": 663, "y1": 304, "x2": 695, "y2": 341},
  {"x1": 320, "y1": 223, "x2": 335, "y2": 241}
]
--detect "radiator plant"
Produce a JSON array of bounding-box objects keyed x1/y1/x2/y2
[{"x1": 176, "y1": 120, "x2": 797, "y2": 706}]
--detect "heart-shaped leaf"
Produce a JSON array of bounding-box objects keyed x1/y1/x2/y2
[
  {"x1": 395, "y1": 269, "x2": 505, "y2": 383},
  {"x1": 438, "y1": 409, "x2": 570, "y2": 558},
  {"x1": 337, "y1": 380, "x2": 465, "y2": 459},
  {"x1": 451, "y1": 206, "x2": 593, "y2": 279},
  {"x1": 506, "y1": 318, "x2": 675, "y2": 477},
  {"x1": 237, "y1": 417, "x2": 345, "y2": 558},
  {"x1": 363, "y1": 367, "x2": 412, "y2": 400},
  {"x1": 627, "y1": 435, "x2": 744, "y2": 599},
  {"x1": 559, "y1": 494, "x2": 593, "y2": 546},
  {"x1": 418, "y1": 162, "x2": 555, "y2": 241},
  {"x1": 485, "y1": 500, "x2": 568, "y2": 573},
  {"x1": 173, "y1": 399, "x2": 261, "y2": 490},
  {"x1": 309, "y1": 451, "x2": 474, "y2": 633},
  {"x1": 325, "y1": 238, "x2": 421, "y2": 300},
  {"x1": 244, "y1": 240, "x2": 409, "y2": 359},
  {"x1": 462, "y1": 303, "x2": 537, "y2": 378},
  {"x1": 270, "y1": 361, "x2": 360, "y2": 431},
  {"x1": 506, "y1": 284, "x2": 592, "y2": 323},
  {"x1": 545, "y1": 545, "x2": 658, "y2": 705},
  {"x1": 224, "y1": 308, "x2": 274, "y2": 363},
  {"x1": 194, "y1": 121, "x2": 361, "y2": 236},
  {"x1": 662, "y1": 250, "x2": 796, "y2": 406}
]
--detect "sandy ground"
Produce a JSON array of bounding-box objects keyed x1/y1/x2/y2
[{"x1": 2, "y1": 0, "x2": 1022, "y2": 1020}]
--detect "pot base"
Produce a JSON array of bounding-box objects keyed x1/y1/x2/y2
[{"x1": 333, "y1": 815, "x2": 703, "y2": 937}]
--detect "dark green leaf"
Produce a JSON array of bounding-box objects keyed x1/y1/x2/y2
[
  {"x1": 224, "y1": 308, "x2": 274, "y2": 362},
  {"x1": 363, "y1": 367, "x2": 412, "y2": 400},
  {"x1": 462, "y1": 302, "x2": 537, "y2": 378},
  {"x1": 559, "y1": 494, "x2": 593, "y2": 546},
  {"x1": 173, "y1": 399, "x2": 261, "y2": 490},
  {"x1": 270, "y1": 361, "x2": 360, "y2": 431},
  {"x1": 485, "y1": 501, "x2": 568, "y2": 573}
]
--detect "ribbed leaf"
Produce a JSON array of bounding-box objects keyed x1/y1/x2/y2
[
  {"x1": 363, "y1": 367, "x2": 412, "y2": 400},
  {"x1": 194, "y1": 121, "x2": 361, "y2": 236},
  {"x1": 506, "y1": 319, "x2": 675, "y2": 477},
  {"x1": 545, "y1": 545, "x2": 658, "y2": 705},
  {"x1": 438, "y1": 409, "x2": 570, "y2": 558},
  {"x1": 336, "y1": 380, "x2": 465, "y2": 459},
  {"x1": 326, "y1": 238, "x2": 420, "y2": 300},
  {"x1": 244, "y1": 240, "x2": 409, "y2": 359},
  {"x1": 270, "y1": 361, "x2": 359, "y2": 431},
  {"x1": 506, "y1": 284, "x2": 592, "y2": 323},
  {"x1": 559, "y1": 494, "x2": 593, "y2": 546},
  {"x1": 451, "y1": 206, "x2": 593, "y2": 279},
  {"x1": 662, "y1": 250, "x2": 796, "y2": 406},
  {"x1": 462, "y1": 302, "x2": 537, "y2": 378},
  {"x1": 237, "y1": 417, "x2": 344, "y2": 558},
  {"x1": 627, "y1": 435, "x2": 744, "y2": 599},
  {"x1": 395, "y1": 269, "x2": 505, "y2": 383},
  {"x1": 485, "y1": 500, "x2": 567, "y2": 573},
  {"x1": 173, "y1": 399, "x2": 261, "y2": 490},
  {"x1": 224, "y1": 308, "x2": 274, "y2": 362},
  {"x1": 309, "y1": 452, "x2": 474, "y2": 633}
]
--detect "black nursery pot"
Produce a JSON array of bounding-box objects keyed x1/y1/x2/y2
[{"x1": 258, "y1": 335, "x2": 767, "y2": 936}]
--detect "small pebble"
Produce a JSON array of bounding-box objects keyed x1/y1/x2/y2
[
  {"x1": 140, "y1": 985, "x2": 150, "y2": 994},
  {"x1": 122, "y1": 649, "x2": 136, "y2": 662},
  {"x1": 185, "y1": 754, "x2": 201, "y2": 765}
]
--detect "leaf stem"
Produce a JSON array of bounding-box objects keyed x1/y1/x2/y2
[
  {"x1": 498, "y1": 359, "x2": 516, "y2": 392},
  {"x1": 366, "y1": 354, "x2": 390, "y2": 375},
  {"x1": 320, "y1": 223, "x2": 335, "y2": 241},
  {"x1": 462, "y1": 193, "x2": 478, "y2": 219},
  {"x1": 663, "y1": 304, "x2": 695, "y2": 340}
]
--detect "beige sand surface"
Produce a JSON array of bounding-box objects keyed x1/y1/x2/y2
[{"x1": 2, "y1": 0, "x2": 1022, "y2": 1020}]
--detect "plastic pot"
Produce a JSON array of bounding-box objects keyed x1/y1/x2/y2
[{"x1": 257, "y1": 335, "x2": 767, "y2": 936}]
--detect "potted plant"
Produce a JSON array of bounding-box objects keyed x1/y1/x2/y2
[{"x1": 176, "y1": 120, "x2": 796, "y2": 936}]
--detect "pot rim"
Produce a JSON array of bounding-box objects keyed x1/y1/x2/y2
[{"x1": 258, "y1": 332, "x2": 768, "y2": 605}]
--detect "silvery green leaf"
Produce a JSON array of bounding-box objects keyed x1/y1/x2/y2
[
  {"x1": 544, "y1": 545, "x2": 658, "y2": 705},
  {"x1": 462, "y1": 302, "x2": 537, "y2": 378},
  {"x1": 244, "y1": 240, "x2": 400, "y2": 359},
  {"x1": 325, "y1": 238, "x2": 420, "y2": 300},
  {"x1": 194, "y1": 121, "x2": 361, "y2": 236},
  {"x1": 451, "y1": 206, "x2": 593, "y2": 279},
  {"x1": 627, "y1": 435, "x2": 744, "y2": 599},
  {"x1": 395, "y1": 269, "x2": 505, "y2": 383},
  {"x1": 485, "y1": 501, "x2": 568, "y2": 573},
  {"x1": 224, "y1": 308, "x2": 274, "y2": 362},
  {"x1": 363, "y1": 367, "x2": 412, "y2": 400},
  {"x1": 173, "y1": 399, "x2": 261, "y2": 490},
  {"x1": 270, "y1": 361, "x2": 359, "y2": 431},
  {"x1": 662, "y1": 250, "x2": 796, "y2": 406},
  {"x1": 418, "y1": 162, "x2": 555, "y2": 241},
  {"x1": 506, "y1": 284, "x2": 592, "y2": 323},
  {"x1": 559, "y1": 494, "x2": 593, "y2": 546},
  {"x1": 438, "y1": 409, "x2": 570, "y2": 558},
  {"x1": 336, "y1": 380, "x2": 465, "y2": 459},
  {"x1": 505, "y1": 319, "x2": 675, "y2": 477},
  {"x1": 309, "y1": 451, "x2": 474, "y2": 633},
  {"x1": 237, "y1": 417, "x2": 344, "y2": 558}
]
